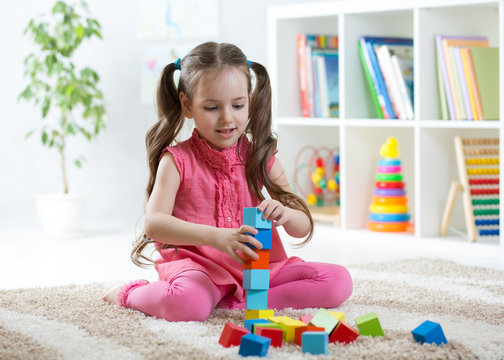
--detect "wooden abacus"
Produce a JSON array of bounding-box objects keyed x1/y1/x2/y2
[{"x1": 440, "y1": 136, "x2": 500, "y2": 242}]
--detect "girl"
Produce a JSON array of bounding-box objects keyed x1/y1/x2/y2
[{"x1": 104, "y1": 42, "x2": 352, "y2": 321}]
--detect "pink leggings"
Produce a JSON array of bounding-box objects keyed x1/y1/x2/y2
[{"x1": 122, "y1": 262, "x2": 352, "y2": 322}]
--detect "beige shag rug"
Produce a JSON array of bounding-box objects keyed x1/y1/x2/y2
[{"x1": 1, "y1": 258, "x2": 503, "y2": 359}]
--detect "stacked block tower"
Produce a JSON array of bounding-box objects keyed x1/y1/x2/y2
[
  {"x1": 242, "y1": 208, "x2": 274, "y2": 320},
  {"x1": 368, "y1": 137, "x2": 411, "y2": 232}
]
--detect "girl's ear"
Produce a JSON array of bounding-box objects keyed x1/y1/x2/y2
[{"x1": 179, "y1": 92, "x2": 193, "y2": 119}]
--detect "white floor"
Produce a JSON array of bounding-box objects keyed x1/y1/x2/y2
[{"x1": 1, "y1": 224, "x2": 503, "y2": 290}]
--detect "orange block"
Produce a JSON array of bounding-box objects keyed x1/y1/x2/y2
[
  {"x1": 294, "y1": 325, "x2": 325, "y2": 346},
  {"x1": 242, "y1": 249, "x2": 270, "y2": 269}
]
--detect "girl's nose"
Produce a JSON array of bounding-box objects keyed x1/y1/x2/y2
[{"x1": 220, "y1": 107, "x2": 233, "y2": 123}]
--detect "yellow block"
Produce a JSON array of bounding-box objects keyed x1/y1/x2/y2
[
  {"x1": 268, "y1": 316, "x2": 293, "y2": 324},
  {"x1": 278, "y1": 318, "x2": 306, "y2": 343},
  {"x1": 245, "y1": 309, "x2": 275, "y2": 320},
  {"x1": 328, "y1": 311, "x2": 345, "y2": 323}
]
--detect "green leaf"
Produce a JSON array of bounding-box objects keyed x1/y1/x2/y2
[
  {"x1": 74, "y1": 159, "x2": 82, "y2": 168},
  {"x1": 25, "y1": 129, "x2": 36, "y2": 140},
  {"x1": 41, "y1": 131, "x2": 48, "y2": 144},
  {"x1": 52, "y1": 1, "x2": 67, "y2": 15},
  {"x1": 76, "y1": 24, "x2": 85, "y2": 39}
]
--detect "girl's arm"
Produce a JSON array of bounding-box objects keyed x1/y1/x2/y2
[
  {"x1": 260, "y1": 158, "x2": 312, "y2": 238},
  {"x1": 144, "y1": 152, "x2": 262, "y2": 263}
]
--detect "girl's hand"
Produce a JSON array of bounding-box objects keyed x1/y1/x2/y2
[
  {"x1": 209, "y1": 225, "x2": 262, "y2": 264},
  {"x1": 258, "y1": 199, "x2": 290, "y2": 227}
]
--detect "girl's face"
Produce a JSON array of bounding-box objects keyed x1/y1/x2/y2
[{"x1": 180, "y1": 67, "x2": 250, "y2": 150}]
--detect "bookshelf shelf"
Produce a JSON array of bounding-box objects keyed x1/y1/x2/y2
[{"x1": 268, "y1": 0, "x2": 503, "y2": 254}]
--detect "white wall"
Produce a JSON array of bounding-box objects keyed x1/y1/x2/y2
[{"x1": 0, "y1": 0, "x2": 320, "y2": 232}]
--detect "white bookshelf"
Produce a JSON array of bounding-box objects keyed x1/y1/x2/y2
[{"x1": 268, "y1": 0, "x2": 504, "y2": 255}]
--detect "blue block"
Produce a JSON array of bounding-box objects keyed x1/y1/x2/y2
[
  {"x1": 245, "y1": 229, "x2": 272, "y2": 250},
  {"x1": 302, "y1": 331, "x2": 329, "y2": 355},
  {"x1": 244, "y1": 319, "x2": 271, "y2": 333},
  {"x1": 412, "y1": 320, "x2": 447, "y2": 346},
  {"x1": 243, "y1": 207, "x2": 271, "y2": 229},
  {"x1": 246, "y1": 289, "x2": 268, "y2": 310},
  {"x1": 238, "y1": 333, "x2": 270, "y2": 357},
  {"x1": 243, "y1": 269, "x2": 270, "y2": 290}
]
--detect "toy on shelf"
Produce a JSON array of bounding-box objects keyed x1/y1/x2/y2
[
  {"x1": 294, "y1": 145, "x2": 340, "y2": 226},
  {"x1": 441, "y1": 136, "x2": 500, "y2": 242},
  {"x1": 368, "y1": 137, "x2": 411, "y2": 232}
]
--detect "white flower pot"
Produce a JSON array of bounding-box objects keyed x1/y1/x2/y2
[{"x1": 35, "y1": 193, "x2": 87, "y2": 237}]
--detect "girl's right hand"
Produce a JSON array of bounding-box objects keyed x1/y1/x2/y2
[{"x1": 210, "y1": 225, "x2": 262, "y2": 264}]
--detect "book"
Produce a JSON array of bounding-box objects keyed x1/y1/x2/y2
[
  {"x1": 453, "y1": 47, "x2": 473, "y2": 120},
  {"x1": 359, "y1": 36, "x2": 413, "y2": 119},
  {"x1": 436, "y1": 35, "x2": 489, "y2": 120},
  {"x1": 390, "y1": 48, "x2": 414, "y2": 120},
  {"x1": 460, "y1": 47, "x2": 483, "y2": 120},
  {"x1": 448, "y1": 46, "x2": 468, "y2": 120},
  {"x1": 376, "y1": 44, "x2": 407, "y2": 119},
  {"x1": 358, "y1": 39, "x2": 385, "y2": 118},
  {"x1": 436, "y1": 51, "x2": 449, "y2": 120},
  {"x1": 297, "y1": 34, "x2": 338, "y2": 118},
  {"x1": 312, "y1": 49, "x2": 339, "y2": 118},
  {"x1": 470, "y1": 47, "x2": 499, "y2": 120}
]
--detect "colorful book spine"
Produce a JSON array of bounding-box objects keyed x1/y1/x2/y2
[
  {"x1": 358, "y1": 39, "x2": 385, "y2": 118},
  {"x1": 453, "y1": 47, "x2": 473, "y2": 120},
  {"x1": 297, "y1": 34, "x2": 310, "y2": 118}
]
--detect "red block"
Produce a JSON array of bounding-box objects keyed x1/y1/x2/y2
[
  {"x1": 219, "y1": 322, "x2": 250, "y2": 347},
  {"x1": 295, "y1": 325, "x2": 325, "y2": 346},
  {"x1": 256, "y1": 327, "x2": 283, "y2": 348},
  {"x1": 299, "y1": 315, "x2": 314, "y2": 325},
  {"x1": 329, "y1": 321, "x2": 359, "y2": 344}
]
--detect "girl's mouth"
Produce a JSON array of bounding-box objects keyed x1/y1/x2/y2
[{"x1": 216, "y1": 128, "x2": 235, "y2": 137}]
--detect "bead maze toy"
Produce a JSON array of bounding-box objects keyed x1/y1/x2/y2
[
  {"x1": 368, "y1": 137, "x2": 411, "y2": 232},
  {"x1": 294, "y1": 145, "x2": 340, "y2": 226},
  {"x1": 440, "y1": 136, "x2": 500, "y2": 242}
]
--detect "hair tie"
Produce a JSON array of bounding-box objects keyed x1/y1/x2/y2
[
  {"x1": 174, "y1": 58, "x2": 181, "y2": 70},
  {"x1": 247, "y1": 60, "x2": 253, "y2": 68}
]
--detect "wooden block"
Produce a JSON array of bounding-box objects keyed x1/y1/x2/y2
[
  {"x1": 238, "y1": 333, "x2": 270, "y2": 357},
  {"x1": 277, "y1": 318, "x2": 306, "y2": 343},
  {"x1": 302, "y1": 331, "x2": 329, "y2": 355},
  {"x1": 245, "y1": 229, "x2": 272, "y2": 249},
  {"x1": 218, "y1": 322, "x2": 250, "y2": 348},
  {"x1": 256, "y1": 327, "x2": 283, "y2": 348},
  {"x1": 253, "y1": 322, "x2": 281, "y2": 333},
  {"x1": 295, "y1": 325, "x2": 325, "y2": 346},
  {"x1": 243, "y1": 207, "x2": 272, "y2": 229},
  {"x1": 268, "y1": 316, "x2": 293, "y2": 324},
  {"x1": 243, "y1": 269, "x2": 270, "y2": 290},
  {"x1": 299, "y1": 315, "x2": 314, "y2": 325},
  {"x1": 310, "y1": 308, "x2": 340, "y2": 333},
  {"x1": 412, "y1": 320, "x2": 447, "y2": 345},
  {"x1": 355, "y1": 312, "x2": 384, "y2": 337},
  {"x1": 242, "y1": 249, "x2": 270, "y2": 270},
  {"x1": 329, "y1": 321, "x2": 359, "y2": 344},
  {"x1": 245, "y1": 289, "x2": 268, "y2": 310},
  {"x1": 245, "y1": 309, "x2": 274, "y2": 320},
  {"x1": 328, "y1": 311, "x2": 346, "y2": 323},
  {"x1": 243, "y1": 319, "x2": 270, "y2": 333}
]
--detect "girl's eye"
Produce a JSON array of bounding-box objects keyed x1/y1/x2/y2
[
  {"x1": 204, "y1": 106, "x2": 217, "y2": 111},
  {"x1": 233, "y1": 104, "x2": 245, "y2": 109}
]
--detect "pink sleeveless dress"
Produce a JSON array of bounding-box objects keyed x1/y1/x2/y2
[{"x1": 154, "y1": 130, "x2": 303, "y2": 304}]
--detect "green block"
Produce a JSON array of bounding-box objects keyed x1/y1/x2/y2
[
  {"x1": 354, "y1": 312, "x2": 384, "y2": 337},
  {"x1": 310, "y1": 309, "x2": 339, "y2": 333}
]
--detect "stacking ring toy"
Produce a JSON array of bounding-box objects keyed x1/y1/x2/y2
[
  {"x1": 372, "y1": 196, "x2": 408, "y2": 204},
  {"x1": 369, "y1": 213, "x2": 410, "y2": 222},
  {"x1": 375, "y1": 181, "x2": 405, "y2": 189},
  {"x1": 368, "y1": 221, "x2": 407, "y2": 232},
  {"x1": 376, "y1": 174, "x2": 403, "y2": 181},
  {"x1": 378, "y1": 159, "x2": 401, "y2": 166},
  {"x1": 374, "y1": 188, "x2": 406, "y2": 196},
  {"x1": 377, "y1": 165, "x2": 402, "y2": 174},
  {"x1": 369, "y1": 204, "x2": 409, "y2": 213}
]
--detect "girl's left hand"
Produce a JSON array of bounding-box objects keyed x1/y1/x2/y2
[{"x1": 258, "y1": 199, "x2": 290, "y2": 227}]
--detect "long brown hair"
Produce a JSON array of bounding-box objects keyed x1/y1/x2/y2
[{"x1": 131, "y1": 42, "x2": 313, "y2": 267}]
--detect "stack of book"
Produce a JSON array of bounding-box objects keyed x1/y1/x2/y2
[
  {"x1": 297, "y1": 34, "x2": 339, "y2": 118},
  {"x1": 436, "y1": 35, "x2": 499, "y2": 121},
  {"x1": 358, "y1": 36, "x2": 414, "y2": 120}
]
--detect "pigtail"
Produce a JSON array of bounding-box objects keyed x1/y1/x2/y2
[
  {"x1": 247, "y1": 62, "x2": 314, "y2": 246},
  {"x1": 131, "y1": 62, "x2": 185, "y2": 267}
]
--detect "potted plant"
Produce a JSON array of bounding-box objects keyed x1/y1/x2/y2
[{"x1": 18, "y1": 0, "x2": 106, "y2": 237}]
